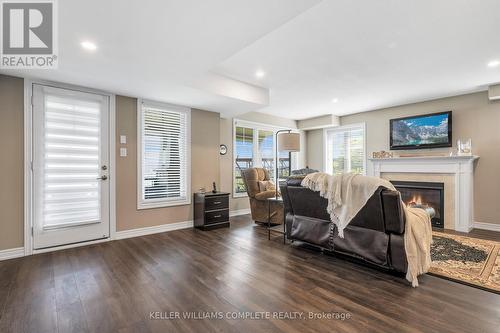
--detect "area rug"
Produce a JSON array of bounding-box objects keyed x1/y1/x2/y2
[{"x1": 429, "y1": 231, "x2": 500, "y2": 293}]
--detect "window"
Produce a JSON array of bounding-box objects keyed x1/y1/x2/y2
[
  {"x1": 324, "y1": 123, "x2": 365, "y2": 175},
  {"x1": 258, "y1": 129, "x2": 275, "y2": 181},
  {"x1": 234, "y1": 127, "x2": 254, "y2": 195},
  {"x1": 278, "y1": 150, "x2": 291, "y2": 180},
  {"x1": 138, "y1": 100, "x2": 190, "y2": 209},
  {"x1": 233, "y1": 120, "x2": 294, "y2": 197}
]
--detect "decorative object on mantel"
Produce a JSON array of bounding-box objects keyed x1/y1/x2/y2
[
  {"x1": 430, "y1": 231, "x2": 500, "y2": 293},
  {"x1": 372, "y1": 150, "x2": 393, "y2": 159},
  {"x1": 212, "y1": 181, "x2": 217, "y2": 193},
  {"x1": 457, "y1": 138, "x2": 472, "y2": 156},
  {"x1": 397, "y1": 152, "x2": 450, "y2": 158}
]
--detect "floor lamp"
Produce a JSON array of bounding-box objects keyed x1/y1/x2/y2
[{"x1": 275, "y1": 130, "x2": 301, "y2": 199}]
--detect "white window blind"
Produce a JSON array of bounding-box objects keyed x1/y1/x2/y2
[
  {"x1": 325, "y1": 124, "x2": 365, "y2": 175},
  {"x1": 36, "y1": 92, "x2": 103, "y2": 229},
  {"x1": 138, "y1": 100, "x2": 190, "y2": 208}
]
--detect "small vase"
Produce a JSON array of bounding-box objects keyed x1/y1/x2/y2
[{"x1": 457, "y1": 139, "x2": 472, "y2": 156}]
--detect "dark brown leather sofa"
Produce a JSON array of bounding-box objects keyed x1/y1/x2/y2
[{"x1": 280, "y1": 178, "x2": 408, "y2": 273}]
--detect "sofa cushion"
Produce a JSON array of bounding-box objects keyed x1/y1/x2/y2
[
  {"x1": 291, "y1": 168, "x2": 319, "y2": 176},
  {"x1": 286, "y1": 176, "x2": 304, "y2": 187},
  {"x1": 258, "y1": 180, "x2": 276, "y2": 192}
]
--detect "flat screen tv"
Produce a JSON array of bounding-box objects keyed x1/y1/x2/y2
[{"x1": 390, "y1": 111, "x2": 452, "y2": 150}]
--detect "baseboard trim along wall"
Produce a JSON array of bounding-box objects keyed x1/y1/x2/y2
[
  {"x1": 229, "y1": 208, "x2": 251, "y2": 217},
  {"x1": 115, "y1": 220, "x2": 194, "y2": 240},
  {"x1": 1, "y1": 221, "x2": 194, "y2": 261},
  {"x1": 2, "y1": 214, "x2": 258, "y2": 261},
  {"x1": 473, "y1": 221, "x2": 500, "y2": 232},
  {"x1": 0, "y1": 247, "x2": 25, "y2": 261},
  {"x1": 116, "y1": 211, "x2": 251, "y2": 239},
  {"x1": 32, "y1": 238, "x2": 111, "y2": 255}
]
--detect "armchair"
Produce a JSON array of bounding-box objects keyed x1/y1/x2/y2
[{"x1": 241, "y1": 168, "x2": 283, "y2": 225}]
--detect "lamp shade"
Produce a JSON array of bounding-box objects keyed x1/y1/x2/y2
[{"x1": 277, "y1": 132, "x2": 300, "y2": 152}]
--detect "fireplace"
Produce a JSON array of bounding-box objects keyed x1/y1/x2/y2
[{"x1": 391, "y1": 181, "x2": 445, "y2": 229}]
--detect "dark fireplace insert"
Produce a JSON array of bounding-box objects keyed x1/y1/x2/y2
[{"x1": 391, "y1": 180, "x2": 444, "y2": 229}]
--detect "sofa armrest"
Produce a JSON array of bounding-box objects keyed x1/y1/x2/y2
[{"x1": 382, "y1": 190, "x2": 405, "y2": 234}]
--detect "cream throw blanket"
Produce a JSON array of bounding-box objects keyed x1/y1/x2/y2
[{"x1": 301, "y1": 172, "x2": 432, "y2": 287}]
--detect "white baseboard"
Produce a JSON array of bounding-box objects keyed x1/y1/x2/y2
[
  {"x1": 0, "y1": 247, "x2": 25, "y2": 261},
  {"x1": 115, "y1": 220, "x2": 193, "y2": 240},
  {"x1": 3, "y1": 214, "x2": 251, "y2": 260},
  {"x1": 1, "y1": 221, "x2": 195, "y2": 260},
  {"x1": 229, "y1": 208, "x2": 251, "y2": 217},
  {"x1": 473, "y1": 221, "x2": 500, "y2": 232},
  {"x1": 33, "y1": 238, "x2": 111, "y2": 255}
]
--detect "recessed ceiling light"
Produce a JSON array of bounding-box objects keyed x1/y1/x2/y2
[
  {"x1": 81, "y1": 41, "x2": 97, "y2": 51},
  {"x1": 331, "y1": 98, "x2": 339, "y2": 103},
  {"x1": 487, "y1": 60, "x2": 500, "y2": 68},
  {"x1": 255, "y1": 70, "x2": 265, "y2": 78}
]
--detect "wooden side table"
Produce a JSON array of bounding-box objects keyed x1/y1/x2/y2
[{"x1": 266, "y1": 197, "x2": 286, "y2": 244}]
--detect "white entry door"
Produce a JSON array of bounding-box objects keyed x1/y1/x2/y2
[{"x1": 32, "y1": 84, "x2": 110, "y2": 249}]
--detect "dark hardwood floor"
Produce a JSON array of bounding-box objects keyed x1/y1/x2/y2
[
  {"x1": 441, "y1": 227, "x2": 500, "y2": 242},
  {"x1": 0, "y1": 215, "x2": 499, "y2": 333}
]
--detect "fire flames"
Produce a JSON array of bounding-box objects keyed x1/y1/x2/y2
[
  {"x1": 407, "y1": 194, "x2": 424, "y2": 207},
  {"x1": 403, "y1": 192, "x2": 439, "y2": 220}
]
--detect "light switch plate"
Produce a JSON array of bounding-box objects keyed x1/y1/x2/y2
[
  {"x1": 120, "y1": 135, "x2": 127, "y2": 144},
  {"x1": 120, "y1": 147, "x2": 127, "y2": 157}
]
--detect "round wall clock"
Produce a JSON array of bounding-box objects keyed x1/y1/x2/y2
[{"x1": 219, "y1": 144, "x2": 228, "y2": 155}]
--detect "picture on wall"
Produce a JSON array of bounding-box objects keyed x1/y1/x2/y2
[{"x1": 390, "y1": 111, "x2": 452, "y2": 150}]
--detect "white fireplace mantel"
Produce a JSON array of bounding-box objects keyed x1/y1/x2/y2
[{"x1": 369, "y1": 155, "x2": 479, "y2": 232}]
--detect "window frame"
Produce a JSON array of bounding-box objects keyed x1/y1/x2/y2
[
  {"x1": 137, "y1": 99, "x2": 191, "y2": 209},
  {"x1": 323, "y1": 123, "x2": 366, "y2": 176},
  {"x1": 233, "y1": 119, "x2": 296, "y2": 198}
]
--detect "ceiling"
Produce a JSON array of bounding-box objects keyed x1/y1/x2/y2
[
  {"x1": 216, "y1": 0, "x2": 500, "y2": 119},
  {"x1": 1, "y1": 0, "x2": 320, "y2": 118},
  {"x1": 3, "y1": 0, "x2": 500, "y2": 119}
]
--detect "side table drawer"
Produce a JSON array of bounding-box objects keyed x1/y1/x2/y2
[
  {"x1": 205, "y1": 209, "x2": 229, "y2": 225},
  {"x1": 205, "y1": 196, "x2": 229, "y2": 211}
]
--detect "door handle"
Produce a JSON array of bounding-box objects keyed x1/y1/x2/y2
[{"x1": 97, "y1": 175, "x2": 108, "y2": 180}]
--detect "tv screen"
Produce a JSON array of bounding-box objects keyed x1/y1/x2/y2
[{"x1": 390, "y1": 111, "x2": 452, "y2": 150}]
